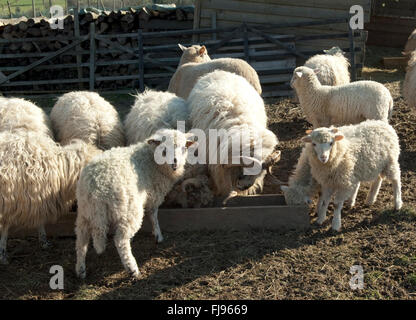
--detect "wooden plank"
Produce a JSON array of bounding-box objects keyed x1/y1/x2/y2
[
  {"x1": 89, "y1": 23, "x2": 95, "y2": 90},
  {"x1": 383, "y1": 57, "x2": 409, "y2": 68},
  {"x1": 251, "y1": 59, "x2": 295, "y2": 71},
  {"x1": 74, "y1": 6, "x2": 83, "y2": 90},
  {"x1": 193, "y1": 0, "x2": 202, "y2": 41}
]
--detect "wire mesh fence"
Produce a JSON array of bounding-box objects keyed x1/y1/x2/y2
[{"x1": 0, "y1": 0, "x2": 194, "y2": 19}]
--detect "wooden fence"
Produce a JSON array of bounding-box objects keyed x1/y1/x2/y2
[{"x1": 0, "y1": 17, "x2": 362, "y2": 97}]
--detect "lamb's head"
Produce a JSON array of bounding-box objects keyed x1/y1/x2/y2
[
  {"x1": 323, "y1": 46, "x2": 345, "y2": 57},
  {"x1": 178, "y1": 44, "x2": 211, "y2": 65},
  {"x1": 148, "y1": 129, "x2": 197, "y2": 178},
  {"x1": 281, "y1": 185, "x2": 312, "y2": 206},
  {"x1": 290, "y1": 66, "x2": 320, "y2": 90},
  {"x1": 302, "y1": 127, "x2": 344, "y2": 164}
]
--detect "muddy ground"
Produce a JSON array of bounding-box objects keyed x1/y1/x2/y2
[{"x1": 0, "y1": 46, "x2": 415, "y2": 300}]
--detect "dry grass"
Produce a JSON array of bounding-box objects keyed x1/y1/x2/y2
[{"x1": 0, "y1": 46, "x2": 415, "y2": 300}]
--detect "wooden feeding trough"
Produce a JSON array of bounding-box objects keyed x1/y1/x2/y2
[{"x1": 9, "y1": 194, "x2": 310, "y2": 238}]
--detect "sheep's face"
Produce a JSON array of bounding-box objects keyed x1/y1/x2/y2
[
  {"x1": 178, "y1": 44, "x2": 211, "y2": 65},
  {"x1": 148, "y1": 129, "x2": 197, "y2": 173},
  {"x1": 302, "y1": 128, "x2": 344, "y2": 164},
  {"x1": 290, "y1": 66, "x2": 317, "y2": 89}
]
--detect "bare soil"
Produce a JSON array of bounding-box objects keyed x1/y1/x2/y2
[{"x1": 0, "y1": 46, "x2": 415, "y2": 300}]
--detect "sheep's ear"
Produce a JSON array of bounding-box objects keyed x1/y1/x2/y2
[
  {"x1": 305, "y1": 129, "x2": 313, "y2": 134},
  {"x1": 295, "y1": 71, "x2": 303, "y2": 78},
  {"x1": 334, "y1": 135, "x2": 344, "y2": 141},
  {"x1": 148, "y1": 139, "x2": 162, "y2": 146},
  {"x1": 185, "y1": 140, "x2": 198, "y2": 148},
  {"x1": 178, "y1": 44, "x2": 187, "y2": 52},
  {"x1": 280, "y1": 185, "x2": 289, "y2": 192},
  {"x1": 302, "y1": 135, "x2": 312, "y2": 143},
  {"x1": 199, "y1": 45, "x2": 206, "y2": 56}
]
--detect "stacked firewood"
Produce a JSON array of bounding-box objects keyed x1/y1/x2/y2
[{"x1": 0, "y1": 6, "x2": 193, "y2": 92}]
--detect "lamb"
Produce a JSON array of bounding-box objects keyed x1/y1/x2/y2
[
  {"x1": 177, "y1": 44, "x2": 211, "y2": 66},
  {"x1": 0, "y1": 130, "x2": 100, "y2": 264},
  {"x1": 168, "y1": 57, "x2": 262, "y2": 99},
  {"x1": 124, "y1": 89, "x2": 212, "y2": 208},
  {"x1": 403, "y1": 51, "x2": 416, "y2": 110},
  {"x1": 50, "y1": 91, "x2": 125, "y2": 149},
  {"x1": 0, "y1": 96, "x2": 53, "y2": 137},
  {"x1": 302, "y1": 120, "x2": 402, "y2": 231},
  {"x1": 404, "y1": 28, "x2": 416, "y2": 56},
  {"x1": 291, "y1": 66, "x2": 393, "y2": 128},
  {"x1": 75, "y1": 129, "x2": 196, "y2": 278},
  {"x1": 188, "y1": 70, "x2": 279, "y2": 197},
  {"x1": 124, "y1": 89, "x2": 189, "y2": 145},
  {"x1": 304, "y1": 47, "x2": 350, "y2": 86}
]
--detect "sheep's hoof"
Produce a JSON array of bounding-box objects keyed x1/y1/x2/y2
[
  {"x1": 331, "y1": 223, "x2": 342, "y2": 232},
  {"x1": 155, "y1": 234, "x2": 164, "y2": 244},
  {"x1": 76, "y1": 266, "x2": 86, "y2": 279},
  {"x1": 129, "y1": 270, "x2": 140, "y2": 279},
  {"x1": 316, "y1": 217, "x2": 326, "y2": 226},
  {"x1": 395, "y1": 201, "x2": 403, "y2": 211}
]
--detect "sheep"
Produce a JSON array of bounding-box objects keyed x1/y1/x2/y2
[
  {"x1": 177, "y1": 44, "x2": 211, "y2": 66},
  {"x1": 404, "y1": 28, "x2": 416, "y2": 56},
  {"x1": 0, "y1": 130, "x2": 100, "y2": 264},
  {"x1": 168, "y1": 57, "x2": 262, "y2": 99},
  {"x1": 304, "y1": 47, "x2": 350, "y2": 86},
  {"x1": 50, "y1": 91, "x2": 125, "y2": 149},
  {"x1": 75, "y1": 129, "x2": 196, "y2": 278},
  {"x1": 124, "y1": 89, "x2": 189, "y2": 145},
  {"x1": 302, "y1": 120, "x2": 402, "y2": 231},
  {"x1": 290, "y1": 66, "x2": 393, "y2": 128},
  {"x1": 0, "y1": 96, "x2": 53, "y2": 137},
  {"x1": 124, "y1": 89, "x2": 212, "y2": 208},
  {"x1": 403, "y1": 51, "x2": 416, "y2": 110},
  {"x1": 188, "y1": 70, "x2": 279, "y2": 198}
]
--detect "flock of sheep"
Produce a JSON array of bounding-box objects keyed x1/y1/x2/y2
[{"x1": 0, "y1": 36, "x2": 414, "y2": 279}]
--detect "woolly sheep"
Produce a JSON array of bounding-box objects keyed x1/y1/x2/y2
[
  {"x1": 291, "y1": 66, "x2": 393, "y2": 128},
  {"x1": 304, "y1": 47, "x2": 350, "y2": 86},
  {"x1": 50, "y1": 91, "x2": 125, "y2": 149},
  {"x1": 124, "y1": 89, "x2": 189, "y2": 145},
  {"x1": 404, "y1": 28, "x2": 416, "y2": 56},
  {"x1": 188, "y1": 70, "x2": 279, "y2": 197},
  {"x1": 124, "y1": 90, "x2": 212, "y2": 208},
  {"x1": 75, "y1": 129, "x2": 196, "y2": 278},
  {"x1": 302, "y1": 120, "x2": 402, "y2": 231},
  {"x1": 0, "y1": 96, "x2": 53, "y2": 137},
  {"x1": 403, "y1": 51, "x2": 416, "y2": 110},
  {"x1": 168, "y1": 57, "x2": 262, "y2": 99},
  {"x1": 0, "y1": 130, "x2": 100, "y2": 264},
  {"x1": 177, "y1": 44, "x2": 211, "y2": 66}
]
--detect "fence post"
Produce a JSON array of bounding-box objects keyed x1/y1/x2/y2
[
  {"x1": 348, "y1": 18, "x2": 357, "y2": 81},
  {"x1": 138, "y1": 29, "x2": 144, "y2": 92},
  {"x1": 89, "y1": 23, "x2": 96, "y2": 90},
  {"x1": 243, "y1": 23, "x2": 249, "y2": 62},
  {"x1": 74, "y1": 4, "x2": 83, "y2": 89},
  {"x1": 32, "y1": 0, "x2": 36, "y2": 17}
]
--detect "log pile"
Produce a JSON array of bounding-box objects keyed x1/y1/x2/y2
[{"x1": 0, "y1": 6, "x2": 194, "y2": 93}]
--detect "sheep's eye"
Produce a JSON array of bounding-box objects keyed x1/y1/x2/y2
[{"x1": 312, "y1": 143, "x2": 316, "y2": 146}]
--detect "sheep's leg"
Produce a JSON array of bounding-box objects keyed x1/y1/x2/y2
[
  {"x1": 75, "y1": 222, "x2": 90, "y2": 279},
  {"x1": 366, "y1": 176, "x2": 383, "y2": 206},
  {"x1": 0, "y1": 227, "x2": 9, "y2": 265},
  {"x1": 149, "y1": 207, "x2": 164, "y2": 243},
  {"x1": 38, "y1": 225, "x2": 51, "y2": 249},
  {"x1": 392, "y1": 178, "x2": 403, "y2": 210},
  {"x1": 113, "y1": 230, "x2": 139, "y2": 278},
  {"x1": 347, "y1": 182, "x2": 360, "y2": 208},
  {"x1": 316, "y1": 188, "x2": 332, "y2": 225},
  {"x1": 332, "y1": 199, "x2": 345, "y2": 232}
]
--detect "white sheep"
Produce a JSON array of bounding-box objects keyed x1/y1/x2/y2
[
  {"x1": 291, "y1": 66, "x2": 393, "y2": 128},
  {"x1": 302, "y1": 120, "x2": 402, "y2": 231},
  {"x1": 168, "y1": 57, "x2": 262, "y2": 99},
  {"x1": 124, "y1": 89, "x2": 189, "y2": 145},
  {"x1": 0, "y1": 96, "x2": 53, "y2": 138},
  {"x1": 304, "y1": 47, "x2": 350, "y2": 86},
  {"x1": 403, "y1": 51, "x2": 416, "y2": 110},
  {"x1": 188, "y1": 70, "x2": 279, "y2": 197},
  {"x1": 50, "y1": 91, "x2": 125, "y2": 149},
  {"x1": 0, "y1": 130, "x2": 100, "y2": 264},
  {"x1": 75, "y1": 129, "x2": 196, "y2": 278},
  {"x1": 177, "y1": 44, "x2": 211, "y2": 66}
]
